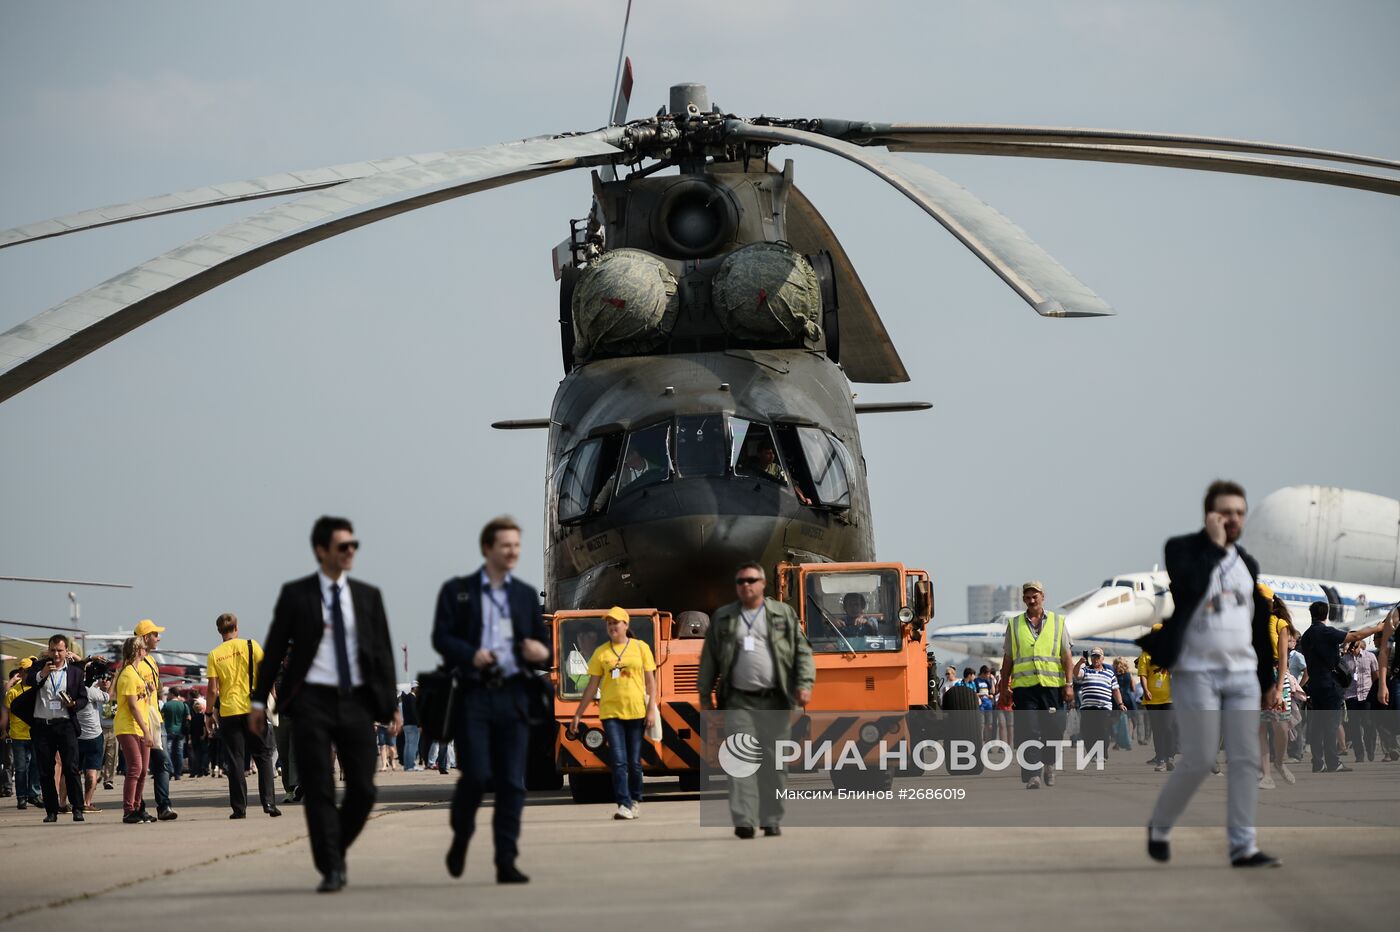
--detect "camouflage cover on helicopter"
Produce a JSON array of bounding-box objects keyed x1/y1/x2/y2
[
  {"x1": 712, "y1": 242, "x2": 822, "y2": 343},
  {"x1": 571, "y1": 248, "x2": 680, "y2": 359}
]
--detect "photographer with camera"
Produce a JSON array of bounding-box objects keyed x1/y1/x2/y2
[
  {"x1": 432, "y1": 516, "x2": 551, "y2": 885},
  {"x1": 77, "y1": 661, "x2": 112, "y2": 812},
  {"x1": 24, "y1": 634, "x2": 89, "y2": 822}
]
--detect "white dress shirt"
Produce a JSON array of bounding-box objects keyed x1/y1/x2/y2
[{"x1": 306, "y1": 570, "x2": 365, "y2": 688}]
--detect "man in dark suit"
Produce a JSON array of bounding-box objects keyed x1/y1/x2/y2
[
  {"x1": 250, "y1": 515, "x2": 402, "y2": 893},
  {"x1": 23, "y1": 634, "x2": 89, "y2": 822},
  {"x1": 433, "y1": 515, "x2": 551, "y2": 884},
  {"x1": 1137, "y1": 480, "x2": 1280, "y2": 869}
]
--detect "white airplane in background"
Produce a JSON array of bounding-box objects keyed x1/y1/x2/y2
[{"x1": 929, "y1": 570, "x2": 1400, "y2": 661}]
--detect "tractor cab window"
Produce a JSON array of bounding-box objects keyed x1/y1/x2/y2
[
  {"x1": 804, "y1": 570, "x2": 902, "y2": 653},
  {"x1": 675, "y1": 414, "x2": 727, "y2": 478},
  {"x1": 557, "y1": 614, "x2": 657, "y2": 699},
  {"x1": 556, "y1": 434, "x2": 622, "y2": 524},
  {"x1": 617, "y1": 422, "x2": 672, "y2": 497}
]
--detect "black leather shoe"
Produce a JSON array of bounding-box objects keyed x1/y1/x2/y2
[
  {"x1": 496, "y1": 863, "x2": 529, "y2": 884},
  {"x1": 734, "y1": 826, "x2": 755, "y2": 839},
  {"x1": 140, "y1": 812, "x2": 157, "y2": 823},
  {"x1": 1231, "y1": 851, "x2": 1282, "y2": 868},
  {"x1": 264, "y1": 805, "x2": 282, "y2": 818},
  {"x1": 73, "y1": 812, "x2": 85, "y2": 822},
  {"x1": 229, "y1": 811, "x2": 246, "y2": 819},
  {"x1": 43, "y1": 813, "x2": 57, "y2": 823},
  {"x1": 1147, "y1": 827, "x2": 1169, "y2": 863},
  {"x1": 316, "y1": 870, "x2": 346, "y2": 893},
  {"x1": 762, "y1": 825, "x2": 782, "y2": 837},
  {"x1": 123, "y1": 812, "x2": 142, "y2": 824},
  {"x1": 446, "y1": 836, "x2": 468, "y2": 878},
  {"x1": 158, "y1": 808, "x2": 178, "y2": 821},
  {"x1": 17, "y1": 801, "x2": 26, "y2": 810}
]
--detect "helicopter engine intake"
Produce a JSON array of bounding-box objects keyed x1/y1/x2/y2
[
  {"x1": 571, "y1": 248, "x2": 680, "y2": 358},
  {"x1": 712, "y1": 241, "x2": 823, "y2": 343}
]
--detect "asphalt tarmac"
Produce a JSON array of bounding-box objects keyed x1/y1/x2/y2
[{"x1": 0, "y1": 766, "x2": 1393, "y2": 930}]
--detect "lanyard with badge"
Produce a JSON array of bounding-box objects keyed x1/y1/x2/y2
[
  {"x1": 45, "y1": 664, "x2": 66, "y2": 711},
  {"x1": 484, "y1": 581, "x2": 511, "y2": 645},
  {"x1": 609, "y1": 638, "x2": 630, "y2": 680},
  {"x1": 741, "y1": 605, "x2": 764, "y2": 652},
  {"x1": 1209, "y1": 550, "x2": 1248, "y2": 613}
]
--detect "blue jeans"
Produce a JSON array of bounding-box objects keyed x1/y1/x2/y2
[
  {"x1": 401, "y1": 725, "x2": 420, "y2": 770},
  {"x1": 148, "y1": 746, "x2": 172, "y2": 811},
  {"x1": 12, "y1": 739, "x2": 39, "y2": 802},
  {"x1": 602, "y1": 717, "x2": 645, "y2": 807},
  {"x1": 166, "y1": 734, "x2": 184, "y2": 779}
]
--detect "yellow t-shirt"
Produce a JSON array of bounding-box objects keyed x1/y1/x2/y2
[
  {"x1": 1268, "y1": 614, "x2": 1290, "y2": 662},
  {"x1": 5, "y1": 684, "x2": 32, "y2": 741},
  {"x1": 586, "y1": 638, "x2": 657, "y2": 721},
  {"x1": 114, "y1": 665, "x2": 149, "y2": 737},
  {"x1": 1137, "y1": 651, "x2": 1172, "y2": 705},
  {"x1": 207, "y1": 638, "x2": 263, "y2": 716}
]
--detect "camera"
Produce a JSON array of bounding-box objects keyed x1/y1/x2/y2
[
  {"x1": 480, "y1": 661, "x2": 505, "y2": 690},
  {"x1": 83, "y1": 656, "x2": 113, "y2": 686}
]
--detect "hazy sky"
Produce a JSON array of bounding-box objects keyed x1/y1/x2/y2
[{"x1": 2, "y1": 1, "x2": 1397, "y2": 674}]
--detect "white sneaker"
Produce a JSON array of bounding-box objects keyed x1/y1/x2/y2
[
  {"x1": 1273, "y1": 762, "x2": 1296, "y2": 785},
  {"x1": 1258, "y1": 774, "x2": 1276, "y2": 790},
  {"x1": 629, "y1": 803, "x2": 640, "y2": 818},
  {"x1": 613, "y1": 805, "x2": 636, "y2": 820}
]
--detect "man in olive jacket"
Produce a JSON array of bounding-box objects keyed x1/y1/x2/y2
[{"x1": 697, "y1": 561, "x2": 815, "y2": 838}]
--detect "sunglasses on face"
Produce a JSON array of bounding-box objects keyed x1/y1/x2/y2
[
  {"x1": 336, "y1": 540, "x2": 360, "y2": 554},
  {"x1": 735, "y1": 577, "x2": 763, "y2": 586}
]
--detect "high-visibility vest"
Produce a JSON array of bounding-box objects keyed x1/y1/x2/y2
[{"x1": 1009, "y1": 611, "x2": 1066, "y2": 688}]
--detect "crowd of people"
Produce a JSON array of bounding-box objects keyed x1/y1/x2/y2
[{"x1": 3, "y1": 488, "x2": 1398, "y2": 888}]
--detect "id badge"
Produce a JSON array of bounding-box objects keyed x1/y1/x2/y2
[
  {"x1": 744, "y1": 635, "x2": 756, "y2": 652},
  {"x1": 610, "y1": 668, "x2": 621, "y2": 680},
  {"x1": 47, "y1": 699, "x2": 63, "y2": 712}
]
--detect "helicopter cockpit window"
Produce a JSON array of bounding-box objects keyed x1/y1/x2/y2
[
  {"x1": 617, "y1": 423, "x2": 672, "y2": 496},
  {"x1": 796, "y1": 427, "x2": 854, "y2": 509},
  {"x1": 674, "y1": 415, "x2": 727, "y2": 478},
  {"x1": 804, "y1": 570, "x2": 902, "y2": 653},
  {"x1": 731, "y1": 419, "x2": 784, "y2": 484},
  {"x1": 557, "y1": 435, "x2": 621, "y2": 524}
]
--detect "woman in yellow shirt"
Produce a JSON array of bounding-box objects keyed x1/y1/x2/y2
[
  {"x1": 114, "y1": 638, "x2": 155, "y2": 823},
  {"x1": 569, "y1": 606, "x2": 658, "y2": 820}
]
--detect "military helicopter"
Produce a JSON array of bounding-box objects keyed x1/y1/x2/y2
[{"x1": 2, "y1": 58, "x2": 1398, "y2": 624}]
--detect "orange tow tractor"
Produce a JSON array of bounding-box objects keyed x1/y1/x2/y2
[{"x1": 551, "y1": 608, "x2": 707, "y2": 803}]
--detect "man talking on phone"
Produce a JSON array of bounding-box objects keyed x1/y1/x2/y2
[{"x1": 1137, "y1": 480, "x2": 1280, "y2": 868}]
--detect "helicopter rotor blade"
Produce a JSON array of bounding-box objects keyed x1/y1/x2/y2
[
  {"x1": 731, "y1": 121, "x2": 1113, "y2": 319},
  {"x1": 879, "y1": 139, "x2": 1400, "y2": 198},
  {"x1": 0, "y1": 152, "x2": 463, "y2": 251},
  {"x1": 822, "y1": 123, "x2": 1400, "y2": 173},
  {"x1": 0, "y1": 129, "x2": 625, "y2": 404}
]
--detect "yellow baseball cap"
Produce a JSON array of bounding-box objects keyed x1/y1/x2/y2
[
  {"x1": 134, "y1": 619, "x2": 165, "y2": 637},
  {"x1": 1022, "y1": 580, "x2": 1045, "y2": 594},
  {"x1": 603, "y1": 606, "x2": 630, "y2": 624},
  {"x1": 18, "y1": 656, "x2": 34, "y2": 669}
]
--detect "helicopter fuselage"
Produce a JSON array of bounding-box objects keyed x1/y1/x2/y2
[{"x1": 543, "y1": 348, "x2": 873, "y2": 617}]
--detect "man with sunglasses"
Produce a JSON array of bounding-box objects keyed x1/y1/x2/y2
[
  {"x1": 250, "y1": 516, "x2": 402, "y2": 894},
  {"x1": 697, "y1": 561, "x2": 815, "y2": 839}
]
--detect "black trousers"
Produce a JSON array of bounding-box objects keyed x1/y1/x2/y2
[
  {"x1": 1079, "y1": 707, "x2": 1114, "y2": 759},
  {"x1": 1344, "y1": 697, "x2": 1376, "y2": 761},
  {"x1": 1308, "y1": 694, "x2": 1344, "y2": 771},
  {"x1": 31, "y1": 717, "x2": 85, "y2": 815},
  {"x1": 220, "y1": 713, "x2": 277, "y2": 814},
  {"x1": 290, "y1": 686, "x2": 378, "y2": 877},
  {"x1": 1011, "y1": 685, "x2": 1066, "y2": 783},
  {"x1": 450, "y1": 679, "x2": 529, "y2": 867},
  {"x1": 1146, "y1": 703, "x2": 1177, "y2": 761}
]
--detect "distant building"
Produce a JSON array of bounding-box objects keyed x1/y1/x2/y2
[{"x1": 967, "y1": 584, "x2": 1021, "y2": 623}]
